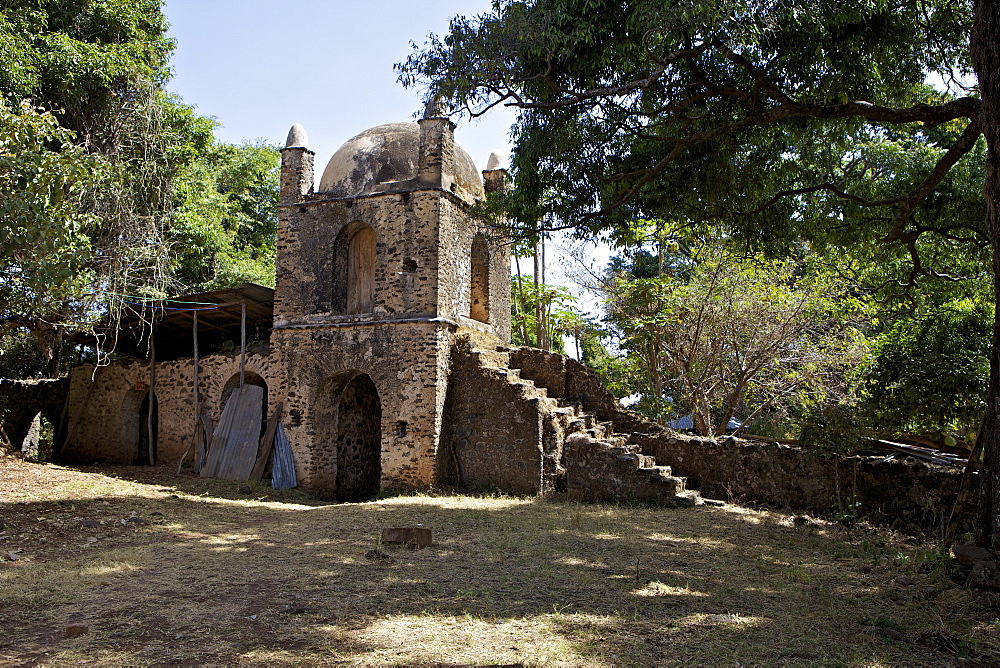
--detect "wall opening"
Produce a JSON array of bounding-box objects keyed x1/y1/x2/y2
[
  {"x1": 313, "y1": 371, "x2": 383, "y2": 502},
  {"x1": 220, "y1": 371, "x2": 269, "y2": 437},
  {"x1": 122, "y1": 389, "x2": 158, "y2": 466},
  {"x1": 333, "y1": 222, "x2": 377, "y2": 314},
  {"x1": 336, "y1": 374, "x2": 382, "y2": 501},
  {"x1": 470, "y1": 234, "x2": 490, "y2": 323}
]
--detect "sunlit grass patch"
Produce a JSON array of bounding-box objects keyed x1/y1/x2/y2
[{"x1": 1, "y1": 456, "x2": 998, "y2": 665}]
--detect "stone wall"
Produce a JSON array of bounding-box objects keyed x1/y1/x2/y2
[
  {"x1": 505, "y1": 344, "x2": 971, "y2": 534},
  {"x1": 0, "y1": 378, "x2": 69, "y2": 453},
  {"x1": 508, "y1": 346, "x2": 651, "y2": 434},
  {"x1": 63, "y1": 351, "x2": 285, "y2": 466},
  {"x1": 440, "y1": 338, "x2": 551, "y2": 495},
  {"x1": 274, "y1": 321, "x2": 456, "y2": 497},
  {"x1": 631, "y1": 432, "x2": 971, "y2": 535}
]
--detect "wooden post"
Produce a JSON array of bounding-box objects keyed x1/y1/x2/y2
[
  {"x1": 147, "y1": 333, "x2": 156, "y2": 466},
  {"x1": 240, "y1": 300, "x2": 246, "y2": 388},
  {"x1": 179, "y1": 311, "x2": 201, "y2": 475}
]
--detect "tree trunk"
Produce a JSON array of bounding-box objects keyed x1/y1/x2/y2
[
  {"x1": 28, "y1": 319, "x2": 62, "y2": 378},
  {"x1": 973, "y1": 0, "x2": 1000, "y2": 550}
]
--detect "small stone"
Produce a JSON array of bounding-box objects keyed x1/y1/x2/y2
[
  {"x1": 969, "y1": 561, "x2": 1000, "y2": 591},
  {"x1": 282, "y1": 604, "x2": 306, "y2": 614},
  {"x1": 894, "y1": 575, "x2": 915, "y2": 587},
  {"x1": 150, "y1": 512, "x2": 163, "y2": 517},
  {"x1": 952, "y1": 543, "x2": 995, "y2": 566},
  {"x1": 78, "y1": 519, "x2": 100, "y2": 528},
  {"x1": 124, "y1": 516, "x2": 148, "y2": 526},
  {"x1": 64, "y1": 624, "x2": 88, "y2": 638},
  {"x1": 381, "y1": 527, "x2": 433, "y2": 549}
]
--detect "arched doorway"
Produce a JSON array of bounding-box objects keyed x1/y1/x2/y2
[
  {"x1": 313, "y1": 371, "x2": 382, "y2": 501},
  {"x1": 470, "y1": 234, "x2": 491, "y2": 323},
  {"x1": 122, "y1": 389, "x2": 158, "y2": 465}
]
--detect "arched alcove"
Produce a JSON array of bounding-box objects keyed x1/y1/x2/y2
[
  {"x1": 333, "y1": 222, "x2": 376, "y2": 314},
  {"x1": 220, "y1": 371, "x2": 269, "y2": 437},
  {"x1": 313, "y1": 370, "x2": 382, "y2": 501},
  {"x1": 470, "y1": 234, "x2": 491, "y2": 323},
  {"x1": 122, "y1": 389, "x2": 158, "y2": 465}
]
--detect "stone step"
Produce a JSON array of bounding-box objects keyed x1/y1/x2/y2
[
  {"x1": 616, "y1": 452, "x2": 656, "y2": 468},
  {"x1": 643, "y1": 466, "x2": 684, "y2": 491}
]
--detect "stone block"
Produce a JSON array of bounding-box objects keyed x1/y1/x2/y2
[{"x1": 382, "y1": 526, "x2": 433, "y2": 549}]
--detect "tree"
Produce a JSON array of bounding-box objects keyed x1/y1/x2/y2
[
  {"x1": 399, "y1": 0, "x2": 1000, "y2": 548},
  {"x1": 0, "y1": 101, "x2": 105, "y2": 374},
  {"x1": 0, "y1": 1, "x2": 271, "y2": 374},
  {"x1": 860, "y1": 299, "x2": 990, "y2": 440},
  {"x1": 170, "y1": 140, "x2": 280, "y2": 292},
  {"x1": 604, "y1": 248, "x2": 865, "y2": 436}
]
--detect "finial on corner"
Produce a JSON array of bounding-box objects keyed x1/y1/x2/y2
[
  {"x1": 285, "y1": 123, "x2": 309, "y2": 149},
  {"x1": 485, "y1": 151, "x2": 503, "y2": 171},
  {"x1": 423, "y1": 96, "x2": 448, "y2": 119}
]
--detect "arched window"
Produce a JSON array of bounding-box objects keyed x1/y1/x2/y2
[
  {"x1": 347, "y1": 225, "x2": 376, "y2": 314},
  {"x1": 333, "y1": 222, "x2": 377, "y2": 314},
  {"x1": 470, "y1": 234, "x2": 490, "y2": 323}
]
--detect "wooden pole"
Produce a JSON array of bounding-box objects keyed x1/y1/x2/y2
[
  {"x1": 147, "y1": 333, "x2": 156, "y2": 466},
  {"x1": 240, "y1": 300, "x2": 246, "y2": 388},
  {"x1": 179, "y1": 311, "x2": 201, "y2": 475}
]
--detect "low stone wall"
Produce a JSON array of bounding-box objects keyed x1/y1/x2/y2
[
  {"x1": 440, "y1": 339, "x2": 547, "y2": 495},
  {"x1": 0, "y1": 378, "x2": 69, "y2": 454},
  {"x1": 631, "y1": 432, "x2": 972, "y2": 536},
  {"x1": 507, "y1": 344, "x2": 972, "y2": 535}
]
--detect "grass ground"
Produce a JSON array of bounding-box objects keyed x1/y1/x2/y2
[{"x1": 0, "y1": 454, "x2": 998, "y2": 666}]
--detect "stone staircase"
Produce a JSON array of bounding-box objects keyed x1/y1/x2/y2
[{"x1": 456, "y1": 339, "x2": 710, "y2": 507}]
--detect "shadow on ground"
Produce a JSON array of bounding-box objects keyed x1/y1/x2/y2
[{"x1": 0, "y1": 461, "x2": 996, "y2": 665}]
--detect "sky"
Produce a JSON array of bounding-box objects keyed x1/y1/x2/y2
[
  {"x1": 162, "y1": 0, "x2": 517, "y2": 176},
  {"x1": 161, "y1": 0, "x2": 611, "y2": 324}
]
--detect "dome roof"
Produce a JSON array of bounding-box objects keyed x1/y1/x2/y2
[{"x1": 318, "y1": 122, "x2": 483, "y2": 198}]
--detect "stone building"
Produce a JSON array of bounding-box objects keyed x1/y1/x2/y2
[{"x1": 61, "y1": 103, "x2": 513, "y2": 500}]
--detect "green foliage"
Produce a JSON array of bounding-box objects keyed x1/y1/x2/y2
[
  {"x1": 510, "y1": 275, "x2": 578, "y2": 352},
  {"x1": 602, "y1": 245, "x2": 868, "y2": 435},
  {"x1": 0, "y1": 101, "x2": 104, "y2": 322},
  {"x1": 400, "y1": 0, "x2": 977, "y2": 249},
  {"x1": 0, "y1": 1, "x2": 280, "y2": 376},
  {"x1": 859, "y1": 300, "x2": 990, "y2": 438},
  {"x1": 0, "y1": 0, "x2": 173, "y2": 147},
  {"x1": 170, "y1": 141, "x2": 280, "y2": 291}
]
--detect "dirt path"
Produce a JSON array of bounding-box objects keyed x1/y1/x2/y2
[{"x1": 0, "y1": 456, "x2": 997, "y2": 665}]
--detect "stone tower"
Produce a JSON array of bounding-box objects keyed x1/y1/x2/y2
[{"x1": 273, "y1": 106, "x2": 510, "y2": 500}]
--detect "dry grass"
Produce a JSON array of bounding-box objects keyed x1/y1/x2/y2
[{"x1": 1, "y1": 455, "x2": 998, "y2": 666}]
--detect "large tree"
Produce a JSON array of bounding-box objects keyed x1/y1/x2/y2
[{"x1": 399, "y1": 0, "x2": 1000, "y2": 547}]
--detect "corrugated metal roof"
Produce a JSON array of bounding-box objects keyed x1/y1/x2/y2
[{"x1": 68, "y1": 283, "x2": 274, "y2": 361}]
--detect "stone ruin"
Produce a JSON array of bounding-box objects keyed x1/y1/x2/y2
[
  {"x1": 56, "y1": 103, "x2": 702, "y2": 505},
  {"x1": 11, "y1": 104, "x2": 969, "y2": 533}
]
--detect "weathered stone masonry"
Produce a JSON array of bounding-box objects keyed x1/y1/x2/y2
[
  {"x1": 61, "y1": 107, "x2": 512, "y2": 501},
  {"x1": 50, "y1": 106, "x2": 969, "y2": 533}
]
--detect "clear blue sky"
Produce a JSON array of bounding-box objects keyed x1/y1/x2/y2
[{"x1": 162, "y1": 0, "x2": 516, "y2": 174}]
